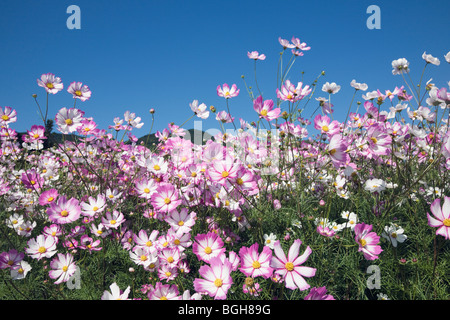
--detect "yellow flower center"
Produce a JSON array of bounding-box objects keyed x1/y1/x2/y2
[
  {"x1": 252, "y1": 261, "x2": 261, "y2": 269},
  {"x1": 322, "y1": 125, "x2": 329, "y2": 132},
  {"x1": 18, "y1": 268, "x2": 24, "y2": 274},
  {"x1": 38, "y1": 247, "x2": 47, "y2": 254},
  {"x1": 167, "y1": 256, "x2": 174, "y2": 263},
  {"x1": 164, "y1": 198, "x2": 171, "y2": 204},
  {"x1": 174, "y1": 239, "x2": 180, "y2": 245},
  {"x1": 60, "y1": 210, "x2": 69, "y2": 217},
  {"x1": 191, "y1": 172, "x2": 197, "y2": 177},
  {"x1": 178, "y1": 220, "x2": 184, "y2": 226},
  {"x1": 329, "y1": 149, "x2": 337, "y2": 156},
  {"x1": 110, "y1": 220, "x2": 116, "y2": 225},
  {"x1": 1, "y1": 115, "x2": 10, "y2": 121},
  {"x1": 140, "y1": 255, "x2": 148, "y2": 261},
  {"x1": 391, "y1": 232, "x2": 397, "y2": 238},
  {"x1": 75, "y1": 90, "x2": 82, "y2": 96},
  {"x1": 143, "y1": 188, "x2": 150, "y2": 194},
  {"x1": 62, "y1": 266, "x2": 68, "y2": 272},
  {"x1": 443, "y1": 219, "x2": 450, "y2": 227},
  {"x1": 92, "y1": 206, "x2": 99, "y2": 212},
  {"x1": 221, "y1": 171, "x2": 229, "y2": 178},
  {"x1": 46, "y1": 83, "x2": 54, "y2": 89},
  {"x1": 260, "y1": 110, "x2": 268, "y2": 117},
  {"x1": 285, "y1": 262, "x2": 294, "y2": 271},
  {"x1": 214, "y1": 279, "x2": 223, "y2": 287},
  {"x1": 146, "y1": 241, "x2": 152, "y2": 247},
  {"x1": 160, "y1": 296, "x2": 168, "y2": 300},
  {"x1": 204, "y1": 246, "x2": 212, "y2": 254},
  {"x1": 359, "y1": 239, "x2": 367, "y2": 247},
  {"x1": 236, "y1": 178, "x2": 243, "y2": 185},
  {"x1": 65, "y1": 119, "x2": 73, "y2": 125},
  {"x1": 153, "y1": 165, "x2": 160, "y2": 171},
  {"x1": 370, "y1": 137, "x2": 378, "y2": 144}
]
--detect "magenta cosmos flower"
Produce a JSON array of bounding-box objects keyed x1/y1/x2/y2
[
  {"x1": 217, "y1": 83, "x2": 240, "y2": 99},
  {"x1": 270, "y1": 239, "x2": 316, "y2": 291},
  {"x1": 49, "y1": 253, "x2": 77, "y2": 284},
  {"x1": 327, "y1": 134, "x2": 349, "y2": 166},
  {"x1": 354, "y1": 223, "x2": 383, "y2": 260},
  {"x1": 67, "y1": 81, "x2": 92, "y2": 101},
  {"x1": 193, "y1": 257, "x2": 233, "y2": 300},
  {"x1": 427, "y1": 196, "x2": 450, "y2": 240},
  {"x1": 192, "y1": 232, "x2": 226, "y2": 264},
  {"x1": 46, "y1": 195, "x2": 81, "y2": 224},
  {"x1": 151, "y1": 183, "x2": 182, "y2": 214},
  {"x1": 37, "y1": 73, "x2": 63, "y2": 94},
  {"x1": 253, "y1": 95, "x2": 281, "y2": 121},
  {"x1": 239, "y1": 243, "x2": 273, "y2": 279},
  {"x1": 0, "y1": 249, "x2": 24, "y2": 270},
  {"x1": 304, "y1": 286, "x2": 335, "y2": 300},
  {"x1": 314, "y1": 114, "x2": 340, "y2": 136}
]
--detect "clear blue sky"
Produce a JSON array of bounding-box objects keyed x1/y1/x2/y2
[{"x1": 1, "y1": 0, "x2": 449, "y2": 138}]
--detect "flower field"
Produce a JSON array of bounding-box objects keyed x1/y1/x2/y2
[{"x1": 1, "y1": 37, "x2": 449, "y2": 301}]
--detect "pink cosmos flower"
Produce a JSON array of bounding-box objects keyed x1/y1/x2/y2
[
  {"x1": 78, "y1": 234, "x2": 102, "y2": 253},
  {"x1": 215, "y1": 111, "x2": 234, "y2": 123},
  {"x1": 238, "y1": 243, "x2": 273, "y2": 279},
  {"x1": 0, "y1": 106, "x2": 17, "y2": 126},
  {"x1": 101, "y1": 210, "x2": 126, "y2": 229},
  {"x1": 270, "y1": 239, "x2": 316, "y2": 291},
  {"x1": 166, "y1": 208, "x2": 197, "y2": 234},
  {"x1": 55, "y1": 107, "x2": 85, "y2": 134},
  {"x1": 43, "y1": 224, "x2": 62, "y2": 239},
  {"x1": 304, "y1": 286, "x2": 335, "y2": 300},
  {"x1": 151, "y1": 183, "x2": 182, "y2": 214},
  {"x1": 253, "y1": 95, "x2": 281, "y2": 121},
  {"x1": 67, "y1": 81, "x2": 92, "y2": 101},
  {"x1": 49, "y1": 253, "x2": 77, "y2": 285},
  {"x1": 278, "y1": 37, "x2": 295, "y2": 49},
  {"x1": 427, "y1": 196, "x2": 450, "y2": 240},
  {"x1": 277, "y1": 80, "x2": 312, "y2": 102},
  {"x1": 314, "y1": 114, "x2": 340, "y2": 136},
  {"x1": 207, "y1": 156, "x2": 241, "y2": 186},
  {"x1": 327, "y1": 134, "x2": 349, "y2": 166},
  {"x1": 158, "y1": 247, "x2": 181, "y2": 269},
  {"x1": 0, "y1": 249, "x2": 24, "y2": 270},
  {"x1": 133, "y1": 229, "x2": 159, "y2": 252},
  {"x1": 135, "y1": 177, "x2": 157, "y2": 199},
  {"x1": 354, "y1": 223, "x2": 383, "y2": 260},
  {"x1": 217, "y1": 83, "x2": 240, "y2": 99},
  {"x1": 23, "y1": 125, "x2": 46, "y2": 142},
  {"x1": 193, "y1": 257, "x2": 233, "y2": 300},
  {"x1": 366, "y1": 125, "x2": 392, "y2": 156},
  {"x1": 148, "y1": 282, "x2": 181, "y2": 300},
  {"x1": 291, "y1": 36, "x2": 310, "y2": 51},
  {"x1": 46, "y1": 195, "x2": 81, "y2": 224},
  {"x1": 130, "y1": 246, "x2": 158, "y2": 268},
  {"x1": 192, "y1": 232, "x2": 226, "y2": 264},
  {"x1": 80, "y1": 195, "x2": 107, "y2": 217},
  {"x1": 25, "y1": 234, "x2": 58, "y2": 260},
  {"x1": 247, "y1": 51, "x2": 266, "y2": 60},
  {"x1": 37, "y1": 73, "x2": 63, "y2": 94}
]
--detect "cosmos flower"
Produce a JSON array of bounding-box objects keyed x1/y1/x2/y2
[
  {"x1": 247, "y1": 51, "x2": 266, "y2": 60},
  {"x1": 46, "y1": 196, "x2": 81, "y2": 224},
  {"x1": 192, "y1": 232, "x2": 226, "y2": 264},
  {"x1": 101, "y1": 282, "x2": 131, "y2": 300},
  {"x1": 67, "y1": 81, "x2": 92, "y2": 101},
  {"x1": 0, "y1": 106, "x2": 17, "y2": 126},
  {"x1": 238, "y1": 243, "x2": 273, "y2": 279},
  {"x1": 304, "y1": 286, "x2": 335, "y2": 300},
  {"x1": 354, "y1": 223, "x2": 383, "y2": 260},
  {"x1": 49, "y1": 253, "x2": 77, "y2": 284},
  {"x1": 391, "y1": 58, "x2": 410, "y2": 75},
  {"x1": 253, "y1": 95, "x2": 280, "y2": 121},
  {"x1": 217, "y1": 83, "x2": 240, "y2": 99},
  {"x1": 422, "y1": 52, "x2": 440, "y2": 66},
  {"x1": 427, "y1": 196, "x2": 450, "y2": 240},
  {"x1": 37, "y1": 73, "x2": 63, "y2": 94},
  {"x1": 193, "y1": 257, "x2": 233, "y2": 300},
  {"x1": 189, "y1": 100, "x2": 210, "y2": 119},
  {"x1": 270, "y1": 239, "x2": 316, "y2": 291},
  {"x1": 25, "y1": 234, "x2": 58, "y2": 260},
  {"x1": 382, "y1": 223, "x2": 407, "y2": 247},
  {"x1": 322, "y1": 82, "x2": 341, "y2": 94}
]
